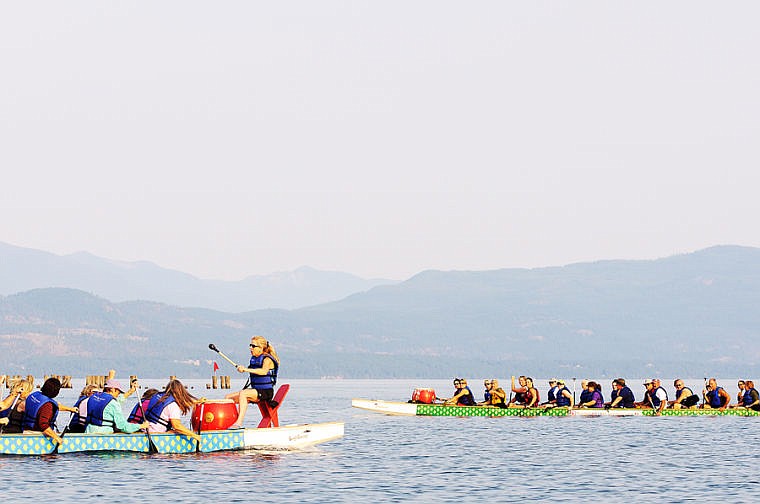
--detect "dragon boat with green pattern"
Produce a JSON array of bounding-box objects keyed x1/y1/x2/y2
[
  {"x1": 351, "y1": 399, "x2": 760, "y2": 417},
  {"x1": 0, "y1": 422, "x2": 344, "y2": 456}
]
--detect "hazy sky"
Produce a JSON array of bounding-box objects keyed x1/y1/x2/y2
[{"x1": 2, "y1": 2, "x2": 758, "y2": 280}]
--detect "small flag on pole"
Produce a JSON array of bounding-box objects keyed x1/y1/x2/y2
[{"x1": 213, "y1": 361, "x2": 219, "y2": 373}]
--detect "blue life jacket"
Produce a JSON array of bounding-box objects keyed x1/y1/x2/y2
[
  {"x1": 555, "y1": 386, "x2": 571, "y2": 406},
  {"x1": 85, "y1": 392, "x2": 117, "y2": 428},
  {"x1": 579, "y1": 389, "x2": 592, "y2": 404},
  {"x1": 483, "y1": 390, "x2": 491, "y2": 402},
  {"x1": 249, "y1": 353, "x2": 278, "y2": 389},
  {"x1": 459, "y1": 386, "x2": 476, "y2": 406},
  {"x1": 610, "y1": 389, "x2": 618, "y2": 402},
  {"x1": 743, "y1": 388, "x2": 757, "y2": 407},
  {"x1": 648, "y1": 386, "x2": 668, "y2": 408},
  {"x1": 70, "y1": 395, "x2": 89, "y2": 430},
  {"x1": 547, "y1": 386, "x2": 557, "y2": 402},
  {"x1": 144, "y1": 393, "x2": 176, "y2": 428},
  {"x1": 22, "y1": 391, "x2": 58, "y2": 431},
  {"x1": 617, "y1": 386, "x2": 635, "y2": 408},
  {"x1": 706, "y1": 387, "x2": 727, "y2": 408}
]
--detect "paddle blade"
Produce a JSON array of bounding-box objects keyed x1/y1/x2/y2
[{"x1": 209, "y1": 343, "x2": 218, "y2": 352}]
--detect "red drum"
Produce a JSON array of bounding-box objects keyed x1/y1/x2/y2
[
  {"x1": 411, "y1": 388, "x2": 436, "y2": 404},
  {"x1": 191, "y1": 399, "x2": 239, "y2": 431}
]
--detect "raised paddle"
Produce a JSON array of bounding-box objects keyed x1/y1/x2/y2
[
  {"x1": 209, "y1": 343, "x2": 253, "y2": 390},
  {"x1": 208, "y1": 343, "x2": 240, "y2": 369}
]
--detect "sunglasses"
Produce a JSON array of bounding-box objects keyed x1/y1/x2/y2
[{"x1": 249, "y1": 344, "x2": 262, "y2": 349}]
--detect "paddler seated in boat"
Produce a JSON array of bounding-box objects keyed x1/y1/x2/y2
[
  {"x1": 578, "y1": 380, "x2": 591, "y2": 406},
  {"x1": 634, "y1": 380, "x2": 655, "y2": 408},
  {"x1": 21, "y1": 377, "x2": 77, "y2": 446},
  {"x1": 508, "y1": 375, "x2": 528, "y2": 406},
  {"x1": 669, "y1": 379, "x2": 699, "y2": 409},
  {"x1": 145, "y1": 379, "x2": 201, "y2": 441},
  {"x1": 0, "y1": 377, "x2": 34, "y2": 434},
  {"x1": 735, "y1": 380, "x2": 760, "y2": 411},
  {"x1": 128, "y1": 388, "x2": 160, "y2": 424},
  {"x1": 605, "y1": 379, "x2": 636, "y2": 409},
  {"x1": 226, "y1": 335, "x2": 281, "y2": 429},
  {"x1": 477, "y1": 380, "x2": 492, "y2": 405},
  {"x1": 540, "y1": 379, "x2": 558, "y2": 406},
  {"x1": 646, "y1": 378, "x2": 668, "y2": 416},
  {"x1": 553, "y1": 379, "x2": 574, "y2": 408},
  {"x1": 84, "y1": 379, "x2": 149, "y2": 434},
  {"x1": 68, "y1": 384, "x2": 101, "y2": 433},
  {"x1": 508, "y1": 377, "x2": 539, "y2": 408},
  {"x1": 735, "y1": 380, "x2": 747, "y2": 406},
  {"x1": 579, "y1": 381, "x2": 604, "y2": 408},
  {"x1": 443, "y1": 378, "x2": 477, "y2": 406},
  {"x1": 479, "y1": 379, "x2": 507, "y2": 407},
  {"x1": 443, "y1": 378, "x2": 462, "y2": 403},
  {"x1": 702, "y1": 378, "x2": 731, "y2": 411}
]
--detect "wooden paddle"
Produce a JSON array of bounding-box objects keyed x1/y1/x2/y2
[{"x1": 208, "y1": 343, "x2": 240, "y2": 368}]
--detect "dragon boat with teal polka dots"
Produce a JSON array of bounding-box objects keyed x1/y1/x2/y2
[
  {"x1": 0, "y1": 422, "x2": 344, "y2": 456},
  {"x1": 352, "y1": 399, "x2": 760, "y2": 417}
]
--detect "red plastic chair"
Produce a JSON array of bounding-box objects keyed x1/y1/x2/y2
[{"x1": 257, "y1": 384, "x2": 289, "y2": 428}]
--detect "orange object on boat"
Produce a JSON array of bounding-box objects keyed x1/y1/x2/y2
[
  {"x1": 411, "y1": 388, "x2": 436, "y2": 404},
  {"x1": 191, "y1": 399, "x2": 239, "y2": 431}
]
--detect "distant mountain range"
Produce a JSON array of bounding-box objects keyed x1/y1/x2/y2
[
  {"x1": 0, "y1": 241, "x2": 395, "y2": 311},
  {"x1": 1, "y1": 245, "x2": 759, "y2": 379}
]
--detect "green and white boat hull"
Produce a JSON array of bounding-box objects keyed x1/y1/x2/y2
[{"x1": 352, "y1": 399, "x2": 760, "y2": 418}]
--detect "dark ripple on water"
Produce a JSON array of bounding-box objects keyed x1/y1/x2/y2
[{"x1": 4, "y1": 379, "x2": 760, "y2": 502}]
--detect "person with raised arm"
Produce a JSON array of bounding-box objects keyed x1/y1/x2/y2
[
  {"x1": 84, "y1": 379, "x2": 148, "y2": 434},
  {"x1": 508, "y1": 375, "x2": 528, "y2": 406},
  {"x1": 226, "y1": 335, "x2": 280, "y2": 429}
]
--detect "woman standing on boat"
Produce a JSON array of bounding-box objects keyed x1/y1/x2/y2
[{"x1": 226, "y1": 335, "x2": 280, "y2": 429}]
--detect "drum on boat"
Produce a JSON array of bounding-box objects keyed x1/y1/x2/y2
[
  {"x1": 191, "y1": 399, "x2": 239, "y2": 431},
  {"x1": 411, "y1": 388, "x2": 436, "y2": 404}
]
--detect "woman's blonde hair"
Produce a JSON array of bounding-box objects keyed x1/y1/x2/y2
[
  {"x1": 252, "y1": 335, "x2": 280, "y2": 365},
  {"x1": 9, "y1": 378, "x2": 34, "y2": 399},
  {"x1": 78, "y1": 384, "x2": 101, "y2": 397}
]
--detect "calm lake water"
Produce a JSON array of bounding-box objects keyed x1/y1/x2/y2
[{"x1": 3, "y1": 378, "x2": 759, "y2": 502}]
